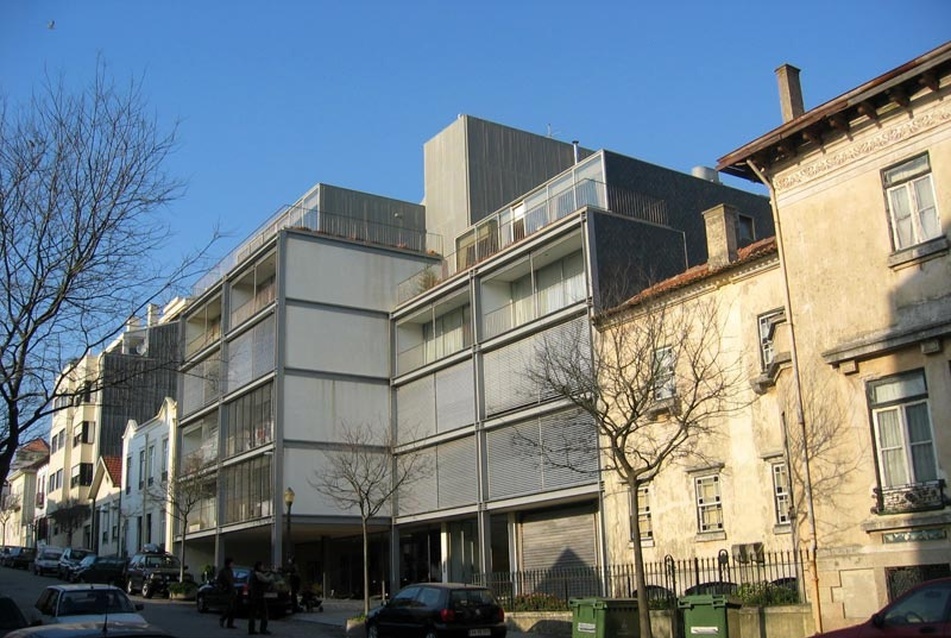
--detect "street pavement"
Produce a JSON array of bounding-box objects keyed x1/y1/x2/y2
[{"x1": 0, "y1": 567, "x2": 551, "y2": 638}]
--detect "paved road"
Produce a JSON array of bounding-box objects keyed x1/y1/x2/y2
[{"x1": 0, "y1": 566, "x2": 349, "y2": 638}]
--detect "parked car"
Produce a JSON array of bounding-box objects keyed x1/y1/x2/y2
[
  {"x1": 33, "y1": 584, "x2": 147, "y2": 626},
  {"x1": 71, "y1": 555, "x2": 127, "y2": 585},
  {"x1": 125, "y1": 550, "x2": 193, "y2": 599},
  {"x1": 0, "y1": 595, "x2": 31, "y2": 637},
  {"x1": 5, "y1": 547, "x2": 36, "y2": 570},
  {"x1": 365, "y1": 583, "x2": 506, "y2": 638},
  {"x1": 684, "y1": 581, "x2": 737, "y2": 596},
  {"x1": 56, "y1": 549, "x2": 94, "y2": 581},
  {"x1": 195, "y1": 566, "x2": 292, "y2": 618},
  {"x1": 32, "y1": 548, "x2": 65, "y2": 577},
  {"x1": 815, "y1": 576, "x2": 951, "y2": 637},
  {"x1": 5, "y1": 622, "x2": 171, "y2": 638}
]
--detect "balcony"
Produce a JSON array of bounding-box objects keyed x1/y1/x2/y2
[
  {"x1": 193, "y1": 204, "x2": 443, "y2": 297},
  {"x1": 396, "y1": 326, "x2": 473, "y2": 374},
  {"x1": 230, "y1": 278, "x2": 276, "y2": 328},
  {"x1": 872, "y1": 479, "x2": 949, "y2": 515},
  {"x1": 483, "y1": 274, "x2": 586, "y2": 340},
  {"x1": 185, "y1": 322, "x2": 221, "y2": 359}
]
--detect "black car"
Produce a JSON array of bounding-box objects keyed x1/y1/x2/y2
[
  {"x1": 57, "y1": 549, "x2": 94, "y2": 581},
  {"x1": 71, "y1": 555, "x2": 127, "y2": 585},
  {"x1": 195, "y1": 567, "x2": 292, "y2": 618},
  {"x1": 125, "y1": 551, "x2": 193, "y2": 599},
  {"x1": 0, "y1": 595, "x2": 30, "y2": 637},
  {"x1": 365, "y1": 583, "x2": 506, "y2": 638},
  {"x1": 6, "y1": 547, "x2": 36, "y2": 570}
]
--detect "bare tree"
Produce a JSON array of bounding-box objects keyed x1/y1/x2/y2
[
  {"x1": 0, "y1": 62, "x2": 216, "y2": 490},
  {"x1": 151, "y1": 455, "x2": 211, "y2": 581},
  {"x1": 0, "y1": 492, "x2": 21, "y2": 546},
  {"x1": 310, "y1": 422, "x2": 432, "y2": 615},
  {"x1": 527, "y1": 297, "x2": 745, "y2": 638},
  {"x1": 49, "y1": 497, "x2": 92, "y2": 547}
]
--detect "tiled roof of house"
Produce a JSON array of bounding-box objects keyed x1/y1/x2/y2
[
  {"x1": 103, "y1": 455, "x2": 123, "y2": 486},
  {"x1": 605, "y1": 236, "x2": 778, "y2": 317},
  {"x1": 21, "y1": 438, "x2": 50, "y2": 454}
]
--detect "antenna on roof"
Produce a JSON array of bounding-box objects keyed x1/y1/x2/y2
[{"x1": 546, "y1": 123, "x2": 561, "y2": 139}]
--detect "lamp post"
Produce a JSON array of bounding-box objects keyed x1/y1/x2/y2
[{"x1": 283, "y1": 487, "x2": 295, "y2": 565}]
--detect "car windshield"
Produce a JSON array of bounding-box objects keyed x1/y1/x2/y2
[
  {"x1": 79, "y1": 556, "x2": 97, "y2": 567},
  {"x1": 144, "y1": 555, "x2": 180, "y2": 568},
  {"x1": 60, "y1": 590, "x2": 136, "y2": 615},
  {"x1": 41, "y1": 550, "x2": 63, "y2": 560},
  {"x1": 71, "y1": 550, "x2": 92, "y2": 560}
]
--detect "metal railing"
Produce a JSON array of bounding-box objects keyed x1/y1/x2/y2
[
  {"x1": 194, "y1": 204, "x2": 443, "y2": 296},
  {"x1": 397, "y1": 179, "x2": 671, "y2": 303},
  {"x1": 471, "y1": 549, "x2": 808, "y2": 608}
]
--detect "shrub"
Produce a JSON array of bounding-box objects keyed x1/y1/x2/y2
[
  {"x1": 735, "y1": 581, "x2": 800, "y2": 606},
  {"x1": 507, "y1": 593, "x2": 569, "y2": 612},
  {"x1": 168, "y1": 581, "x2": 199, "y2": 596}
]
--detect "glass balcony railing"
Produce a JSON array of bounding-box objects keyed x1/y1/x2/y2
[
  {"x1": 230, "y1": 280, "x2": 276, "y2": 328},
  {"x1": 193, "y1": 204, "x2": 443, "y2": 296},
  {"x1": 482, "y1": 275, "x2": 586, "y2": 340},
  {"x1": 185, "y1": 323, "x2": 221, "y2": 358},
  {"x1": 396, "y1": 327, "x2": 473, "y2": 374}
]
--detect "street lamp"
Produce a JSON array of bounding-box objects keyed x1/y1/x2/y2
[{"x1": 283, "y1": 487, "x2": 295, "y2": 565}]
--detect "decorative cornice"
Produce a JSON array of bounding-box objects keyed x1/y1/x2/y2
[{"x1": 774, "y1": 101, "x2": 951, "y2": 191}]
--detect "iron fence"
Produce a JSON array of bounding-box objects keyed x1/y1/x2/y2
[{"x1": 471, "y1": 548, "x2": 810, "y2": 609}]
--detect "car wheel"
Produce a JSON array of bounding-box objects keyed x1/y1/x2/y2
[
  {"x1": 423, "y1": 628, "x2": 437, "y2": 638},
  {"x1": 142, "y1": 582, "x2": 154, "y2": 599},
  {"x1": 127, "y1": 579, "x2": 136, "y2": 595},
  {"x1": 366, "y1": 622, "x2": 379, "y2": 638},
  {"x1": 197, "y1": 594, "x2": 208, "y2": 613}
]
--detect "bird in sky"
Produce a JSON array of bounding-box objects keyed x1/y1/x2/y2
[{"x1": 48, "y1": 20, "x2": 55, "y2": 30}]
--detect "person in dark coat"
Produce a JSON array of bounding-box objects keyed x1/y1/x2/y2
[
  {"x1": 217, "y1": 557, "x2": 237, "y2": 629},
  {"x1": 247, "y1": 561, "x2": 272, "y2": 635}
]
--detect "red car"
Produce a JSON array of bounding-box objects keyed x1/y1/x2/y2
[{"x1": 816, "y1": 577, "x2": 951, "y2": 637}]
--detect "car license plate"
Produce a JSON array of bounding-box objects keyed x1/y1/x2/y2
[
  {"x1": 469, "y1": 630, "x2": 491, "y2": 637},
  {"x1": 264, "y1": 592, "x2": 278, "y2": 599}
]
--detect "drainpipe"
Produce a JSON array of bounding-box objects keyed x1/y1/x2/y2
[{"x1": 746, "y1": 159, "x2": 823, "y2": 634}]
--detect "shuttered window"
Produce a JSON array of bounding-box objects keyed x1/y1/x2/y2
[
  {"x1": 435, "y1": 362, "x2": 475, "y2": 432},
  {"x1": 436, "y1": 436, "x2": 478, "y2": 508},
  {"x1": 397, "y1": 376, "x2": 436, "y2": 441}
]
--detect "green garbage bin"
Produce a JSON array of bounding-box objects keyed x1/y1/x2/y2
[
  {"x1": 569, "y1": 597, "x2": 639, "y2": 638},
  {"x1": 678, "y1": 594, "x2": 740, "y2": 636}
]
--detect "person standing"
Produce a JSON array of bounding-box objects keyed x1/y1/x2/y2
[
  {"x1": 248, "y1": 561, "x2": 272, "y2": 635},
  {"x1": 217, "y1": 557, "x2": 237, "y2": 629}
]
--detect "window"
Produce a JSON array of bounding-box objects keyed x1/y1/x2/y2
[
  {"x1": 883, "y1": 154, "x2": 941, "y2": 250},
  {"x1": 138, "y1": 450, "x2": 145, "y2": 489},
  {"x1": 736, "y1": 215, "x2": 755, "y2": 246},
  {"x1": 757, "y1": 308, "x2": 786, "y2": 369},
  {"x1": 125, "y1": 456, "x2": 132, "y2": 494},
  {"x1": 161, "y1": 439, "x2": 169, "y2": 483},
  {"x1": 631, "y1": 486, "x2": 652, "y2": 541},
  {"x1": 73, "y1": 421, "x2": 93, "y2": 447},
  {"x1": 869, "y1": 370, "x2": 937, "y2": 488},
  {"x1": 772, "y1": 462, "x2": 791, "y2": 525},
  {"x1": 70, "y1": 463, "x2": 93, "y2": 488},
  {"x1": 147, "y1": 445, "x2": 155, "y2": 486},
  {"x1": 695, "y1": 474, "x2": 723, "y2": 533},
  {"x1": 653, "y1": 346, "x2": 676, "y2": 400},
  {"x1": 51, "y1": 429, "x2": 65, "y2": 454}
]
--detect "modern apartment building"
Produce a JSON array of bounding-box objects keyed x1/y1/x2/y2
[
  {"x1": 41, "y1": 301, "x2": 184, "y2": 549},
  {"x1": 718, "y1": 41, "x2": 951, "y2": 631},
  {"x1": 389, "y1": 117, "x2": 774, "y2": 585}
]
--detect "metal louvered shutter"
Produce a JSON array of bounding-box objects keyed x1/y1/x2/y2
[
  {"x1": 398, "y1": 448, "x2": 437, "y2": 516},
  {"x1": 437, "y1": 436, "x2": 477, "y2": 508},
  {"x1": 397, "y1": 375, "x2": 436, "y2": 440},
  {"x1": 538, "y1": 410, "x2": 598, "y2": 490},
  {"x1": 435, "y1": 361, "x2": 475, "y2": 433},
  {"x1": 520, "y1": 505, "x2": 598, "y2": 571},
  {"x1": 486, "y1": 422, "x2": 541, "y2": 499},
  {"x1": 483, "y1": 339, "x2": 537, "y2": 415}
]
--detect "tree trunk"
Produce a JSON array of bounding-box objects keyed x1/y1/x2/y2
[
  {"x1": 179, "y1": 518, "x2": 187, "y2": 582},
  {"x1": 629, "y1": 481, "x2": 653, "y2": 638}
]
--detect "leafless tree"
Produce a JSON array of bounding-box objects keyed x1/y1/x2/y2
[
  {"x1": 49, "y1": 497, "x2": 91, "y2": 547},
  {"x1": 151, "y1": 455, "x2": 212, "y2": 581},
  {"x1": 0, "y1": 492, "x2": 21, "y2": 546},
  {"x1": 527, "y1": 297, "x2": 745, "y2": 638},
  {"x1": 0, "y1": 62, "x2": 217, "y2": 490},
  {"x1": 310, "y1": 422, "x2": 432, "y2": 615}
]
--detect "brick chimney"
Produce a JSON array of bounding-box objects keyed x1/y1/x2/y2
[
  {"x1": 703, "y1": 204, "x2": 739, "y2": 269},
  {"x1": 775, "y1": 64, "x2": 805, "y2": 122}
]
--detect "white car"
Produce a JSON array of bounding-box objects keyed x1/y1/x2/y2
[{"x1": 33, "y1": 584, "x2": 147, "y2": 626}]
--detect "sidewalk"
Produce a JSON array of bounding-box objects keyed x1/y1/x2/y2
[{"x1": 289, "y1": 598, "x2": 560, "y2": 638}]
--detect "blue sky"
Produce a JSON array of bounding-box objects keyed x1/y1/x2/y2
[{"x1": 2, "y1": 1, "x2": 948, "y2": 279}]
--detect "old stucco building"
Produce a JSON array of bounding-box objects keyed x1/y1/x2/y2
[{"x1": 719, "y1": 41, "x2": 951, "y2": 631}]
